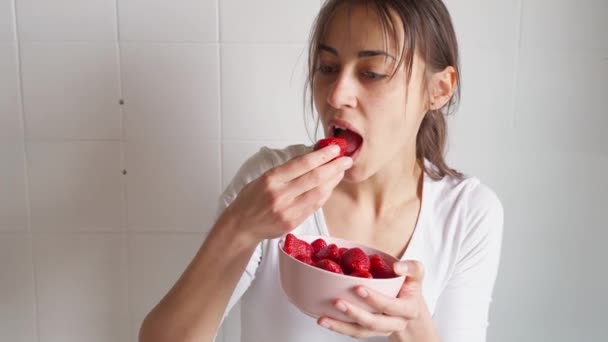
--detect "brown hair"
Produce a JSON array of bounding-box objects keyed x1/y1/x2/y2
[{"x1": 305, "y1": 0, "x2": 462, "y2": 180}]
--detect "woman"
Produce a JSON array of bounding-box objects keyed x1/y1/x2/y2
[{"x1": 140, "y1": 1, "x2": 503, "y2": 341}]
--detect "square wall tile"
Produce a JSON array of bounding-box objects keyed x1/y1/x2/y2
[
  {"x1": 221, "y1": 140, "x2": 306, "y2": 189},
  {"x1": 34, "y1": 234, "x2": 129, "y2": 342},
  {"x1": 0, "y1": 42, "x2": 23, "y2": 139},
  {"x1": 20, "y1": 42, "x2": 122, "y2": 140},
  {"x1": 521, "y1": 0, "x2": 608, "y2": 50},
  {"x1": 0, "y1": 234, "x2": 37, "y2": 342},
  {"x1": 444, "y1": 0, "x2": 521, "y2": 49},
  {"x1": 514, "y1": 49, "x2": 608, "y2": 156},
  {"x1": 221, "y1": 45, "x2": 310, "y2": 141},
  {"x1": 0, "y1": 0, "x2": 14, "y2": 41},
  {"x1": 28, "y1": 141, "x2": 124, "y2": 232},
  {"x1": 128, "y1": 233, "x2": 205, "y2": 321},
  {"x1": 119, "y1": 0, "x2": 217, "y2": 42},
  {"x1": 445, "y1": 47, "x2": 516, "y2": 183},
  {"x1": 125, "y1": 139, "x2": 220, "y2": 232},
  {"x1": 121, "y1": 43, "x2": 219, "y2": 140},
  {"x1": 16, "y1": 0, "x2": 117, "y2": 41},
  {"x1": 0, "y1": 141, "x2": 28, "y2": 232},
  {"x1": 220, "y1": 0, "x2": 320, "y2": 42}
]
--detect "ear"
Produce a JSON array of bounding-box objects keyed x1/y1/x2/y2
[{"x1": 428, "y1": 66, "x2": 457, "y2": 110}]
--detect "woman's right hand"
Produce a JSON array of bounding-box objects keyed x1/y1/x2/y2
[{"x1": 220, "y1": 145, "x2": 352, "y2": 242}]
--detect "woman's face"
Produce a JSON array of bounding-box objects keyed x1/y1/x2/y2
[{"x1": 313, "y1": 5, "x2": 430, "y2": 183}]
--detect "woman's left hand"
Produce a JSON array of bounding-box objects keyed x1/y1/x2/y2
[{"x1": 317, "y1": 260, "x2": 435, "y2": 341}]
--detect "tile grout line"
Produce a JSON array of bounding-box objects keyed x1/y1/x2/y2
[
  {"x1": 216, "y1": 0, "x2": 224, "y2": 341},
  {"x1": 12, "y1": 0, "x2": 41, "y2": 341},
  {"x1": 113, "y1": 0, "x2": 134, "y2": 340}
]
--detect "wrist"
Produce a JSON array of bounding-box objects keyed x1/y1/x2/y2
[
  {"x1": 212, "y1": 206, "x2": 260, "y2": 250},
  {"x1": 391, "y1": 301, "x2": 440, "y2": 342}
]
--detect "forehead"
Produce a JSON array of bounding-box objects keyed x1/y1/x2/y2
[{"x1": 320, "y1": 3, "x2": 405, "y2": 56}]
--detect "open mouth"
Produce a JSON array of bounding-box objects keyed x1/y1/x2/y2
[{"x1": 329, "y1": 122, "x2": 364, "y2": 158}]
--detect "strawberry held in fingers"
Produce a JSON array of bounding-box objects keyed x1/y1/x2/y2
[{"x1": 314, "y1": 137, "x2": 347, "y2": 157}]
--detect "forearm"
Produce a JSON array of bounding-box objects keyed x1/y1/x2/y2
[
  {"x1": 391, "y1": 302, "x2": 440, "y2": 342},
  {"x1": 139, "y1": 211, "x2": 259, "y2": 342}
]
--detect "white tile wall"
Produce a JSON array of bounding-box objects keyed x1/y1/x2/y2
[
  {"x1": 514, "y1": 49, "x2": 608, "y2": 156},
  {"x1": 0, "y1": 0, "x2": 14, "y2": 41},
  {"x1": 221, "y1": 44, "x2": 310, "y2": 142},
  {"x1": 0, "y1": 141, "x2": 28, "y2": 232},
  {"x1": 444, "y1": 0, "x2": 521, "y2": 49},
  {"x1": 220, "y1": 0, "x2": 320, "y2": 42},
  {"x1": 521, "y1": 0, "x2": 608, "y2": 50},
  {"x1": 16, "y1": 0, "x2": 117, "y2": 41},
  {"x1": 1, "y1": 1, "x2": 607, "y2": 342},
  {"x1": 121, "y1": 43, "x2": 220, "y2": 140},
  {"x1": 128, "y1": 233, "x2": 205, "y2": 323},
  {"x1": 27, "y1": 142, "x2": 124, "y2": 232},
  {"x1": 20, "y1": 42, "x2": 122, "y2": 140},
  {"x1": 118, "y1": 0, "x2": 218, "y2": 42},
  {"x1": 0, "y1": 42, "x2": 22, "y2": 139},
  {"x1": 0, "y1": 235, "x2": 37, "y2": 342},
  {"x1": 125, "y1": 139, "x2": 220, "y2": 232},
  {"x1": 34, "y1": 234, "x2": 129, "y2": 342}
]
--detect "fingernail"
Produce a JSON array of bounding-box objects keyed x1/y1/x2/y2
[
  {"x1": 319, "y1": 319, "x2": 331, "y2": 329},
  {"x1": 342, "y1": 157, "x2": 353, "y2": 168},
  {"x1": 394, "y1": 263, "x2": 408, "y2": 275},
  {"x1": 357, "y1": 287, "x2": 368, "y2": 298},
  {"x1": 328, "y1": 145, "x2": 340, "y2": 155},
  {"x1": 335, "y1": 301, "x2": 347, "y2": 312}
]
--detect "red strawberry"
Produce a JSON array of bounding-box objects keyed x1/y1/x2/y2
[
  {"x1": 283, "y1": 233, "x2": 313, "y2": 258},
  {"x1": 314, "y1": 137, "x2": 347, "y2": 157},
  {"x1": 369, "y1": 255, "x2": 397, "y2": 278},
  {"x1": 311, "y1": 238, "x2": 328, "y2": 254},
  {"x1": 340, "y1": 247, "x2": 371, "y2": 274},
  {"x1": 295, "y1": 254, "x2": 314, "y2": 265},
  {"x1": 350, "y1": 270, "x2": 373, "y2": 278},
  {"x1": 313, "y1": 243, "x2": 340, "y2": 263},
  {"x1": 315, "y1": 259, "x2": 344, "y2": 274},
  {"x1": 338, "y1": 247, "x2": 348, "y2": 258}
]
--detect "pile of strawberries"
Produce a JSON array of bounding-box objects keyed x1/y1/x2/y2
[{"x1": 283, "y1": 234, "x2": 397, "y2": 279}]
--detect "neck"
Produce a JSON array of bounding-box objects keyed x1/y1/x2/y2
[{"x1": 338, "y1": 149, "x2": 423, "y2": 218}]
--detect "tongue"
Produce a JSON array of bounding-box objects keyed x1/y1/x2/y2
[{"x1": 336, "y1": 130, "x2": 363, "y2": 154}]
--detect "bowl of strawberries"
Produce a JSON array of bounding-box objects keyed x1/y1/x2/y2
[{"x1": 278, "y1": 233, "x2": 406, "y2": 322}]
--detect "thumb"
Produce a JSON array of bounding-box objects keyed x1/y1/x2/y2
[{"x1": 394, "y1": 260, "x2": 425, "y2": 297}]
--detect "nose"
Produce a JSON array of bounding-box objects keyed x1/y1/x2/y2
[{"x1": 327, "y1": 71, "x2": 357, "y2": 109}]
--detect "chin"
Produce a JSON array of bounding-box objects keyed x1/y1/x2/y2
[{"x1": 341, "y1": 165, "x2": 373, "y2": 184}]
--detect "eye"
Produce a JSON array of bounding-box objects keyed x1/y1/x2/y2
[
  {"x1": 362, "y1": 71, "x2": 387, "y2": 80},
  {"x1": 318, "y1": 64, "x2": 338, "y2": 75}
]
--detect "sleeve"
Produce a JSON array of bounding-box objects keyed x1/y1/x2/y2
[
  {"x1": 432, "y1": 184, "x2": 504, "y2": 342},
  {"x1": 212, "y1": 147, "x2": 278, "y2": 321}
]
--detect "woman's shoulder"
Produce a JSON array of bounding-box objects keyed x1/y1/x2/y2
[{"x1": 429, "y1": 171, "x2": 504, "y2": 239}]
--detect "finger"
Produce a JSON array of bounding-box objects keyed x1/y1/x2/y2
[
  {"x1": 270, "y1": 145, "x2": 343, "y2": 182},
  {"x1": 394, "y1": 260, "x2": 425, "y2": 297},
  {"x1": 275, "y1": 171, "x2": 344, "y2": 231},
  {"x1": 330, "y1": 299, "x2": 407, "y2": 334},
  {"x1": 317, "y1": 316, "x2": 389, "y2": 340},
  {"x1": 284, "y1": 156, "x2": 352, "y2": 198},
  {"x1": 289, "y1": 169, "x2": 345, "y2": 213},
  {"x1": 353, "y1": 285, "x2": 418, "y2": 319}
]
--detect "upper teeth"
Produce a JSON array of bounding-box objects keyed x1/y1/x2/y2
[{"x1": 332, "y1": 124, "x2": 347, "y2": 131}]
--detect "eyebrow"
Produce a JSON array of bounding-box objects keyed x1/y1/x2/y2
[{"x1": 319, "y1": 43, "x2": 396, "y2": 61}]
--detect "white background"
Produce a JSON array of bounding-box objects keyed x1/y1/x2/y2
[{"x1": 0, "y1": 0, "x2": 607, "y2": 341}]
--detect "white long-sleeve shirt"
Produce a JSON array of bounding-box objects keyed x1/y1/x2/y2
[{"x1": 218, "y1": 144, "x2": 504, "y2": 342}]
